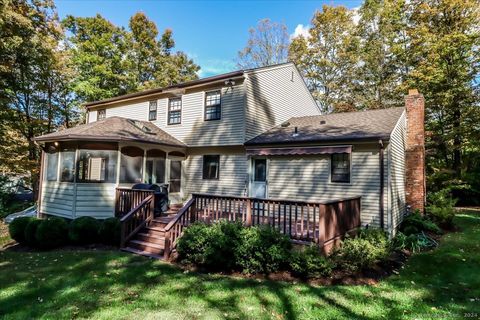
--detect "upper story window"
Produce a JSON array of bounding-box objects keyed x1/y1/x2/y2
[
  {"x1": 97, "y1": 109, "x2": 106, "y2": 121},
  {"x1": 331, "y1": 153, "x2": 351, "y2": 183},
  {"x1": 205, "y1": 90, "x2": 221, "y2": 121},
  {"x1": 203, "y1": 155, "x2": 220, "y2": 180},
  {"x1": 149, "y1": 100, "x2": 157, "y2": 121},
  {"x1": 168, "y1": 97, "x2": 182, "y2": 125}
]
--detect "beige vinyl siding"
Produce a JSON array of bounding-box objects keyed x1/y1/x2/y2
[
  {"x1": 184, "y1": 147, "x2": 248, "y2": 197},
  {"x1": 105, "y1": 100, "x2": 149, "y2": 121},
  {"x1": 40, "y1": 181, "x2": 75, "y2": 218},
  {"x1": 87, "y1": 110, "x2": 97, "y2": 123},
  {"x1": 388, "y1": 111, "x2": 407, "y2": 233},
  {"x1": 266, "y1": 144, "x2": 385, "y2": 227},
  {"x1": 74, "y1": 183, "x2": 116, "y2": 218},
  {"x1": 245, "y1": 64, "x2": 320, "y2": 141},
  {"x1": 153, "y1": 85, "x2": 246, "y2": 146}
]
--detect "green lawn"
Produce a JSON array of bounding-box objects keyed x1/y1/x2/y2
[{"x1": 0, "y1": 211, "x2": 479, "y2": 320}]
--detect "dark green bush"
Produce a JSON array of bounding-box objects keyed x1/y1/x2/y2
[
  {"x1": 8, "y1": 217, "x2": 33, "y2": 244},
  {"x1": 24, "y1": 218, "x2": 42, "y2": 247},
  {"x1": 36, "y1": 217, "x2": 68, "y2": 249},
  {"x1": 235, "y1": 225, "x2": 292, "y2": 274},
  {"x1": 289, "y1": 245, "x2": 333, "y2": 278},
  {"x1": 393, "y1": 231, "x2": 437, "y2": 253},
  {"x1": 426, "y1": 189, "x2": 457, "y2": 228},
  {"x1": 332, "y1": 228, "x2": 390, "y2": 272},
  {"x1": 177, "y1": 220, "x2": 243, "y2": 270},
  {"x1": 400, "y1": 211, "x2": 442, "y2": 235},
  {"x1": 68, "y1": 216, "x2": 101, "y2": 245},
  {"x1": 99, "y1": 217, "x2": 121, "y2": 246}
]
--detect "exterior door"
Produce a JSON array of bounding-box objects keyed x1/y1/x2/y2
[
  {"x1": 169, "y1": 160, "x2": 182, "y2": 194},
  {"x1": 252, "y1": 158, "x2": 267, "y2": 198}
]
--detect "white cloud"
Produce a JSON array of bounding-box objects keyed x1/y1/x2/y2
[{"x1": 290, "y1": 24, "x2": 310, "y2": 40}]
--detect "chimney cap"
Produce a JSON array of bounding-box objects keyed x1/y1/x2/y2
[{"x1": 408, "y1": 89, "x2": 419, "y2": 95}]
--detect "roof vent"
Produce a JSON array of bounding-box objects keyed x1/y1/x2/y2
[
  {"x1": 281, "y1": 121, "x2": 290, "y2": 127},
  {"x1": 320, "y1": 120, "x2": 326, "y2": 125},
  {"x1": 292, "y1": 126, "x2": 299, "y2": 137}
]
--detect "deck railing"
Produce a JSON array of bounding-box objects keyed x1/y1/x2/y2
[
  {"x1": 115, "y1": 188, "x2": 154, "y2": 217},
  {"x1": 163, "y1": 193, "x2": 361, "y2": 259},
  {"x1": 120, "y1": 194, "x2": 155, "y2": 247}
]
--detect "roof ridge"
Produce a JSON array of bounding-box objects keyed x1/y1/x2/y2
[{"x1": 290, "y1": 106, "x2": 405, "y2": 121}]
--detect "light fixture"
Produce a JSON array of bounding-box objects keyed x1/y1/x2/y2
[{"x1": 224, "y1": 79, "x2": 235, "y2": 87}]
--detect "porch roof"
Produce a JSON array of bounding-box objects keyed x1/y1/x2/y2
[
  {"x1": 33, "y1": 116, "x2": 186, "y2": 148},
  {"x1": 245, "y1": 107, "x2": 405, "y2": 146}
]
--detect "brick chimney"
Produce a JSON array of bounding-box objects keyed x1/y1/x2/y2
[{"x1": 405, "y1": 89, "x2": 426, "y2": 213}]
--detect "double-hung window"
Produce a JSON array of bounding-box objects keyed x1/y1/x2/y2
[
  {"x1": 203, "y1": 155, "x2": 220, "y2": 180},
  {"x1": 168, "y1": 98, "x2": 182, "y2": 125},
  {"x1": 97, "y1": 109, "x2": 106, "y2": 121},
  {"x1": 331, "y1": 153, "x2": 351, "y2": 183},
  {"x1": 149, "y1": 100, "x2": 157, "y2": 121},
  {"x1": 204, "y1": 90, "x2": 221, "y2": 121}
]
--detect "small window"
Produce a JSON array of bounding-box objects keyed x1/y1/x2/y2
[
  {"x1": 331, "y1": 153, "x2": 350, "y2": 183},
  {"x1": 148, "y1": 100, "x2": 157, "y2": 121},
  {"x1": 203, "y1": 155, "x2": 220, "y2": 180},
  {"x1": 97, "y1": 109, "x2": 106, "y2": 121},
  {"x1": 205, "y1": 90, "x2": 221, "y2": 121},
  {"x1": 45, "y1": 152, "x2": 58, "y2": 181},
  {"x1": 168, "y1": 98, "x2": 182, "y2": 125},
  {"x1": 60, "y1": 150, "x2": 76, "y2": 182}
]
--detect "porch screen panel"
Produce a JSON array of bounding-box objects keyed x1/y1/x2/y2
[
  {"x1": 45, "y1": 152, "x2": 58, "y2": 181},
  {"x1": 146, "y1": 149, "x2": 166, "y2": 184},
  {"x1": 120, "y1": 147, "x2": 144, "y2": 184},
  {"x1": 60, "y1": 150, "x2": 75, "y2": 182},
  {"x1": 76, "y1": 150, "x2": 117, "y2": 183}
]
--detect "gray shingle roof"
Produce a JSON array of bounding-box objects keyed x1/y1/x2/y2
[
  {"x1": 33, "y1": 117, "x2": 186, "y2": 147},
  {"x1": 245, "y1": 107, "x2": 405, "y2": 145}
]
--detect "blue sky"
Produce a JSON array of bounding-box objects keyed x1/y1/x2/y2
[{"x1": 56, "y1": 0, "x2": 363, "y2": 77}]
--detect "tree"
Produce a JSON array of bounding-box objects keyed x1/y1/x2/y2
[
  {"x1": 289, "y1": 6, "x2": 359, "y2": 113},
  {"x1": 237, "y1": 19, "x2": 289, "y2": 69}
]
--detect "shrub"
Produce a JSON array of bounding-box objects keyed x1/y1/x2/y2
[
  {"x1": 68, "y1": 216, "x2": 101, "y2": 245},
  {"x1": 392, "y1": 231, "x2": 437, "y2": 253},
  {"x1": 426, "y1": 189, "x2": 457, "y2": 228},
  {"x1": 99, "y1": 217, "x2": 121, "y2": 246},
  {"x1": 235, "y1": 225, "x2": 292, "y2": 274},
  {"x1": 289, "y1": 245, "x2": 333, "y2": 278},
  {"x1": 36, "y1": 217, "x2": 68, "y2": 249},
  {"x1": 400, "y1": 211, "x2": 442, "y2": 235},
  {"x1": 177, "y1": 220, "x2": 243, "y2": 270},
  {"x1": 332, "y1": 228, "x2": 390, "y2": 273},
  {"x1": 8, "y1": 217, "x2": 33, "y2": 244},
  {"x1": 24, "y1": 219, "x2": 42, "y2": 247}
]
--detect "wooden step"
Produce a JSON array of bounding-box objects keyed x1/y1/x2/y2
[
  {"x1": 144, "y1": 225, "x2": 165, "y2": 233},
  {"x1": 128, "y1": 239, "x2": 165, "y2": 255},
  {"x1": 136, "y1": 232, "x2": 165, "y2": 244},
  {"x1": 121, "y1": 247, "x2": 164, "y2": 260}
]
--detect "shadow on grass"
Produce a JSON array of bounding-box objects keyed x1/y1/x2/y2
[{"x1": 0, "y1": 212, "x2": 479, "y2": 319}]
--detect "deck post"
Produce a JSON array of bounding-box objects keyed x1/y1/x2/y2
[
  {"x1": 246, "y1": 198, "x2": 252, "y2": 226},
  {"x1": 318, "y1": 204, "x2": 326, "y2": 248},
  {"x1": 164, "y1": 232, "x2": 171, "y2": 260}
]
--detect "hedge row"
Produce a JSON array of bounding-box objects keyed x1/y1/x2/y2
[
  {"x1": 8, "y1": 216, "x2": 120, "y2": 249},
  {"x1": 176, "y1": 221, "x2": 392, "y2": 278}
]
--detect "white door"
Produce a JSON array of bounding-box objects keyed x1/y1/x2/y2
[{"x1": 251, "y1": 158, "x2": 267, "y2": 198}]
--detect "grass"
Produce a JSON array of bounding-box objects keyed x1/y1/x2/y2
[{"x1": 0, "y1": 211, "x2": 479, "y2": 319}]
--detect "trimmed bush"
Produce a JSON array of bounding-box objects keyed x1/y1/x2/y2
[
  {"x1": 68, "y1": 216, "x2": 101, "y2": 245},
  {"x1": 426, "y1": 189, "x2": 456, "y2": 228},
  {"x1": 289, "y1": 245, "x2": 333, "y2": 278},
  {"x1": 99, "y1": 217, "x2": 121, "y2": 246},
  {"x1": 177, "y1": 220, "x2": 243, "y2": 270},
  {"x1": 400, "y1": 212, "x2": 442, "y2": 235},
  {"x1": 332, "y1": 228, "x2": 390, "y2": 272},
  {"x1": 235, "y1": 225, "x2": 292, "y2": 274},
  {"x1": 36, "y1": 217, "x2": 68, "y2": 249},
  {"x1": 24, "y1": 219, "x2": 42, "y2": 247},
  {"x1": 8, "y1": 217, "x2": 34, "y2": 244}
]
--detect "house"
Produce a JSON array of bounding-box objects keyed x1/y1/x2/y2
[{"x1": 33, "y1": 62, "x2": 425, "y2": 257}]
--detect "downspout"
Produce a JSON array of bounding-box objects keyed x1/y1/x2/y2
[
  {"x1": 379, "y1": 139, "x2": 385, "y2": 230},
  {"x1": 37, "y1": 147, "x2": 45, "y2": 218}
]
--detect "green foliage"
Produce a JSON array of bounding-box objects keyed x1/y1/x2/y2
[
  {"x1": 68, "y1": 217, "x2": 101, "y2": 245},
  {"x1": 99, "y1": 217, "x2": 121, "y2": 246},
  {"x1": 400, "y1": 211, "x2": 442, "y2": 235},
  {"x1": 289, "y1": 245, "x2": 333, "y2": 278},
  {"x1": 332, "y1": 229, "x2": 390, "y2": 272},
  {"x1": 393, "y1": 231, "x2": 437, "y2": 253},
  {"x1": 24, "y1": 218, "x2": 42, "y2": 247},
  {"x1": 426, "y1": 189, "x2": 457, "y2": 227},
  {"x1": 235, "y1": 225, "x2": 292, "y2": 274},
  {"x1": 177, "y1": 221, "x2": 243, "y2": 271},
  {"x1": 36, "y1": 217, "x2": 68, "y2": 249},
  {"x1": 8, "y1": 217, "x2": 33, "y2": 244}
]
